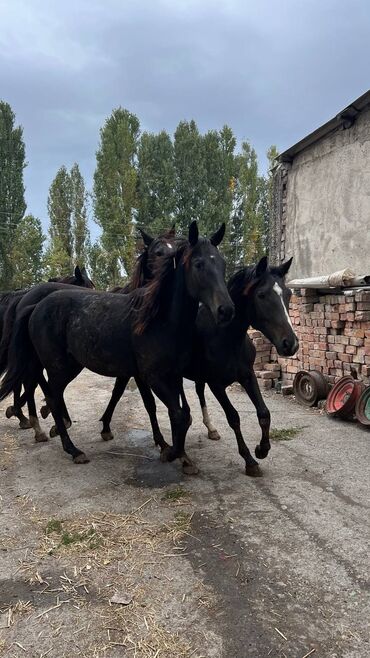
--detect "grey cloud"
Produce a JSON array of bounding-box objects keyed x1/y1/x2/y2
[{"x1": 0, "y1": 0, "x2": 369, "y2": 230}]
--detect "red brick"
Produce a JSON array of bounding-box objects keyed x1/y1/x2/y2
[
  {"x1": 338, "y1": 354, "x2": 352, "y2": 363},
  {"x1": 355, "y1": 311, "x2": 370, "y2": 322}
]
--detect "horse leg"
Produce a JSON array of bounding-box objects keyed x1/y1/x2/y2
[
  {"x1": 39, "y1": 373, "x2": 88, "y2": 463},
  {"x1": 135, "y1": 377, "x2": 169, "y2": 450},
  {"x1": 49, "y1": 398, "x2": 72, "y2": 437},
  {"x1": 99, "y1": 377, "x2": 129, "y2": 441},
  {"x1": 208, "y1": 382, "x2": 262, "y2": 477},
  {"x1": 6, "y1": 384, "x2": 32, "y2": 429},
  {"x1": 150, "y1": 378, "x2": 197, "y2": 475},
  {"x1": 24, "y1": 379, "x2": 49, "y2": 443},
  {"x1": 239, "y1": 371, "x2": 271, "y2": 460},
  {"x1": 195, "y1": 380, "x2": 220, "y2": 441}
]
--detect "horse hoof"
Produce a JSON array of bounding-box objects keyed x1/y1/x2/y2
[
  {"x1": 245, "y1": 463, "x2": 263, "y2": 477},
  {"x1": 255, "y1": 445, "x2": 269, "y2": 460},
  {"x1": 160, "y1": 446, "x2": 172, "y2": 463},
  {"x1": 19, "y1": 418, "x2": 32, "y2": 430},
  {"x1": 35, "y1": 433, "x2": 49, "y2": 443},
  {"x1": 5, "y1": 405, "x2": 15, "y2": 419},
  {"x1": 74, "y1": 453, "x2": 90, "y2": 464},
  {"x1": 40, "y1": 405, "x2": 50, "y2": 419},
  {"x1": 49, "y1": 425, "x2": 59, "y2": 438},
  {"x1": 182, "y1": 462, "x2": 199, "y2": 475},
  {"x1": 208, "y1": 429, "x2": 221, "y2": 441},
  {"x1": 101, "y1": 431, "x2": 114, "y2": 441}
]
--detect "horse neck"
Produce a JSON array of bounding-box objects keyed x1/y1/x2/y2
[
  {"x1": 227, "y1": 288, "x2": 253, "y2": 339},
  {"x1": 168, "y1": 263, "x2": 198, "y2": 337}
]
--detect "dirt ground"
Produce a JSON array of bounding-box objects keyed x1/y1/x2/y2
[{"x1": 0, "y1": 371, "x2": 369, "y2": 658}]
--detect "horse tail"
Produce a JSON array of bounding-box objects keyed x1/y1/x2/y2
[
  {"x1": 0, "y1": 295, "x2": 24, "y2": 376},
  {"x1": 0, "y1": 304, "x2": 37, "y2": 402}
]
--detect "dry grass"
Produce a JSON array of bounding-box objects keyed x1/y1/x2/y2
[{"x1": 9, "y1": 496, "x2": 205, "y2": 658}]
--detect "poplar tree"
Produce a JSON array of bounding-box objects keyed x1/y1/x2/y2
[
  {"x1": 70, "y1": 163, "x2": 89, "y2": 266},
  {"x1": 93, "y1": 107, "x2": 140, "y2": 284},
  {"x1": 11, "y1": 215, "x2": 45, "y2": 288},
  {"x1": 0, "y1": 101, "x2": 26, "y2": 288},
  {"x1": 174, "y1": 120, "x2": 207, "y2": 233},
  {"x1": 137, "y1": 130, "x2": 176, "y2": 234},
  {"x1": 46, "y1": 165, "x2": 73, "y2": 275}
]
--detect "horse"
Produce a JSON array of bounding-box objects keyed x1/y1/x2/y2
[
  {"x1": 0, "y1": 266, "x2": 95, "y2": 431},
  {"x1": 0, "y1": 222, "x2": 234, "y2": 472},
  {"x1": 97, "y1": 256, "x2": 298, "y2": 476},
  {"x1": 32, "y1": 226, "x2": 179, "y2": 438}
]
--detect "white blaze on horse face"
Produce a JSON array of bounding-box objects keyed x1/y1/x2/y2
[
  {"x1": 273, "y1": 282, "x2": 294, "y2": 330},
  {"x1": 166, "y1": 243, "x2": 173, "y2": 249}
]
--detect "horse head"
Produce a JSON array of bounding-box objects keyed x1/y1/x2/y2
[
  {"x1": 242, "y1": 256, "x2": 298, "y2": 356},
  {"x1": 183, "y1": 221, "x2": 234, "y2": 327}
]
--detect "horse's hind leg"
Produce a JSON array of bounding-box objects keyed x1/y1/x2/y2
[
  {"x1": 239, "y1": 371, "x2": 271, "y2": 460},
  {"x1": 6, "y1": 384, "x2": 32, "y2": 429},
  {"x1": 99, "y1": 377, "x2": 128, "y2": 441},
  {"x1": 195, "y1": 380, "x2": 220, "y2": 441},
  {"x1": 208, "y1": 382, "x2": 261, "y2": 477},
  {"x1": 24, "y1": 379, "x2": 48, "y2": 443},
  {"x1": 40, "y1": 371, "x2": 88, "y2": 463},
  {"x1": 135, "y1": 377, "x2": 169, "y2": 450},
  {"x1": 49, "y1": 398, "x2": 72, "y2": 437}
]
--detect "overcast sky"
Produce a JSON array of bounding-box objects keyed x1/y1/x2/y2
[{"x1": 1, "y1": 0, "x2": 369, "y2": 236}]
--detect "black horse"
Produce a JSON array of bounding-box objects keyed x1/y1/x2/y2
[
  {"x1": 0, "y1": 222, "x2": 234, "y2": 471},
  {"x1": 98, "y1": 256, "x2": 298, "y2": 476},
  {"x1": 22, "y1": 227, "x2": 179, "y2": 439},
  {"x1": 0, "y1": 266, "x2": 95, "y2": 432}
]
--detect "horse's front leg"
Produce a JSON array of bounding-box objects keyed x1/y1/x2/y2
[
  {"x1": 195, "y1": 380, "x2": 220, "y2": 440},
  {"x1": 239, "y1": 370, "x2": 271, "y2": 460},
  {"x1": 208, "y1": 382, "x2": 262, "y2": 477},
  {"x1": 135, "y1": 377, "x2": 169, "y2": 451},
  {"x1": 150, "y1": 377, "x2": 198, "y2": 475}
]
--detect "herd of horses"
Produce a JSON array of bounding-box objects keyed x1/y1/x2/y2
[{"x1": 0, "y1": 222, "x2": 298, "y2": 477}]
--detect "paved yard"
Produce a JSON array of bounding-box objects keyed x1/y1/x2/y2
[{"x1": 0, "y1": 371, "x2": 369, "y2": 657}]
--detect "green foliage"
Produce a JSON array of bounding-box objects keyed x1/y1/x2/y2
[
  {"x1": 11, "y1": 215, "x2": 45, "y2": 288},
  {"x1": 174, "y1": 120, "x2": 207, "y2": 234},
  {"x1": 46, "y1": 165, "x2": 73, "y2": 276},
  {"x1": 93, "y1": 107, "x2": 140, "y2": 284},
  {"x1": 70, "y1": 163, "x2": 89, "y2": 266},
  {"x1": 87, "y1": 240, "x2": 112, "y2": 290},
  {"x1": 45, "y1": 163, "x2": 90, "y2": 278},
  {"x1": 137, "y1": 130, "x2": 176, "y2": 235},
  {"x1": 0, "y1": 101, "x2": 26, "y2": 289}
]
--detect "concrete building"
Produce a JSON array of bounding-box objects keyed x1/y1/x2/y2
[{"x1": 270, "y1": 90, "x2": 370, "y2": 279}]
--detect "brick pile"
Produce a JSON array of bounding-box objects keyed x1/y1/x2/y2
[
  {"x1": 275, "y1": 289, "x2": 370, "y2": 386},
  {"x1": 247, "y1": 330, "x2": 280, "y2": 389}
]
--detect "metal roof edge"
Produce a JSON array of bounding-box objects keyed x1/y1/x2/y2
[{"x1": 278, "y1": 89, "x2": 370, "y2": 163}]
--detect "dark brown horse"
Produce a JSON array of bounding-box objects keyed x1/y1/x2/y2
[
  {"x1": 0, "y1": 223, "x2": 234, "y2": 472},
  {"x1": 98, "y1": 256, "x2": 298, "y2": 476},
  {"x1": 0, "y1": 266, "x2": 95, "y2": 431}
]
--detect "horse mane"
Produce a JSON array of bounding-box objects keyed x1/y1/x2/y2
[
  {"x1": 227, "y1": 265, "x2": 257, "y2": 298},
  {"x1": 132, "y1": 239, "x2": 189, "y2": 335}
]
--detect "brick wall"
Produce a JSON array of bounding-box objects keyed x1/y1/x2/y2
[{"x1": 248, "y1": 288, "x2": 370, "y2": 389}]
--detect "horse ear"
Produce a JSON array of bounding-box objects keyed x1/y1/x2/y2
[
  {"x1": 138, "y1": 228, "x2": 154, "y2": 247},
  {"x1": 210, "y1": 223, "x2": 225, "y2": 247},
  {"x1": 74, "y1": 265, "x2": 83, "y2": 281},
  {"x1": 276, "y1": 257, "x2": 293, "y2": 278},
  {"x1": 255, "y1": 256, "x2": 268, "y2": 278},
  {"x1": 188, "y1": 221, "x2": 199, "y2": 246},
  {"x1": 167, "y1": 223, "x2": 176, "y2": 238},
  {"x1": 80, "y1": 266, "x2": 87, "y2": 276}
]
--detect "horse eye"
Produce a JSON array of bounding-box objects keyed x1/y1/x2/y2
[
  {"x1": 257, "y1": 292, "x2": 265, "y2": 299},
  {"x1": 195, "y1": 261, "x2": 204, "y2": 270}
]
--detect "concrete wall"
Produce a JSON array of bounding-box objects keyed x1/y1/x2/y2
[{"x1": 284, "y1": 106, "x2": 370, "y2": 279}]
